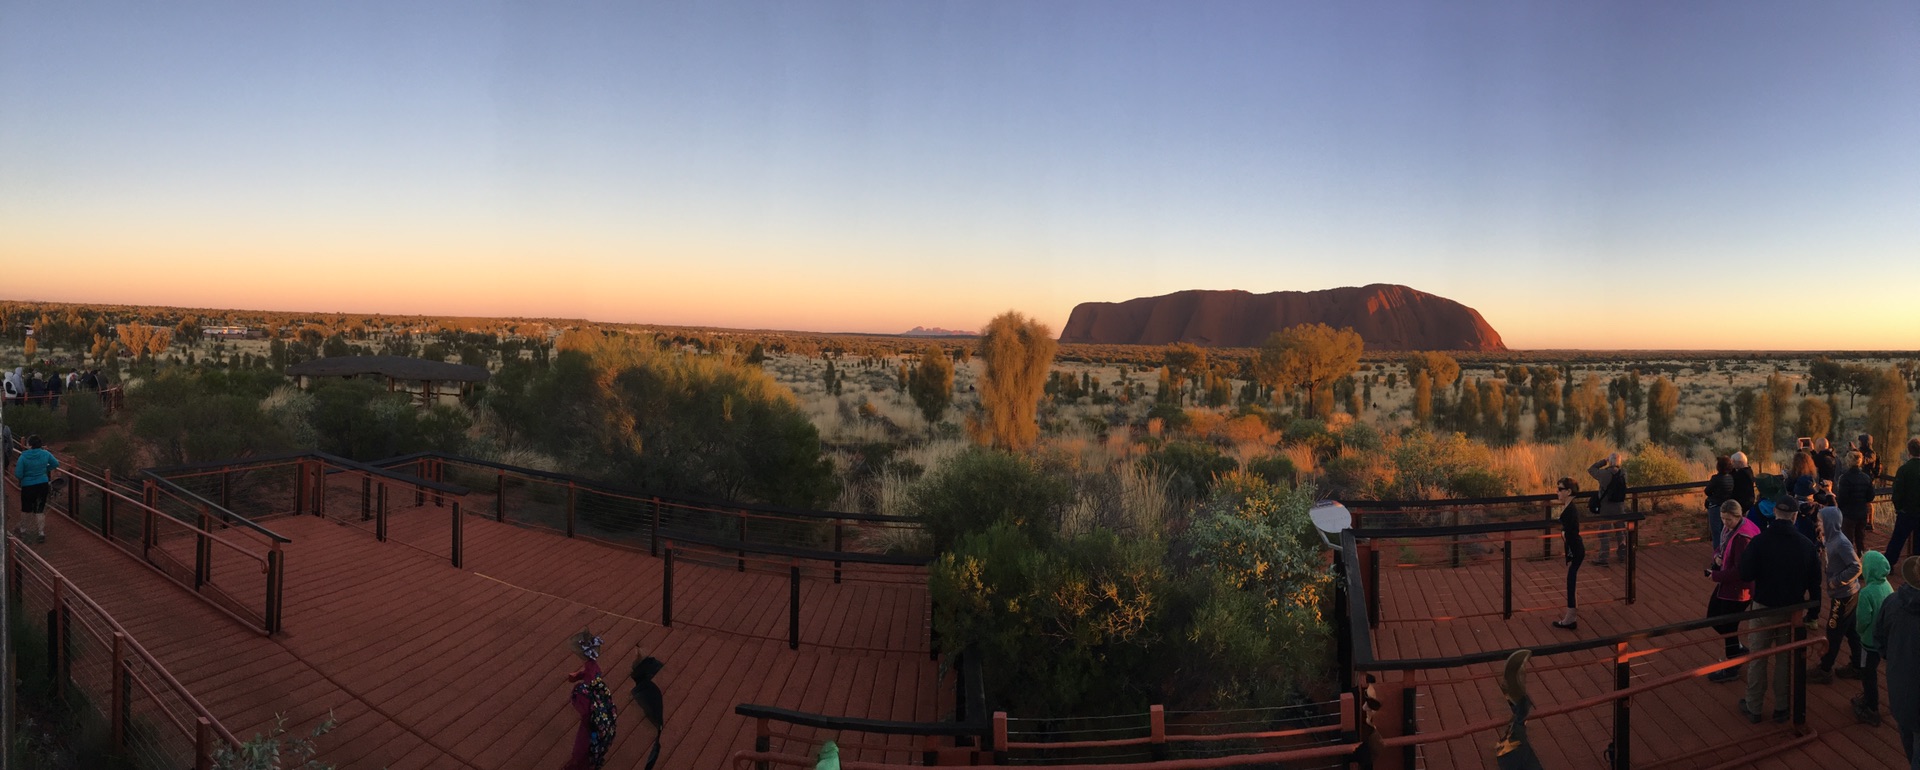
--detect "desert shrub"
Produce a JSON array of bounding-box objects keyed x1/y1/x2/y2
[
  {"x1": 929, "y1": 522, "x2": 1162, "y2": 717},
  {"x1": 1245, "y1": 454, "x2": 1299, "y2": 487},
  {"x1": 1, "y1": 405, "x2": 66, "y2": 444},
  {"x1": 1447, "y1": 467, "x2": 1510, "y2": 498},
  {"x1": 72, "y1": 431, "x2": 139, "y2": 479},
  {"x1": 1388, "y1": 431, "x2": 1509, "y2": 500},
  {"x1": 1145, "y1": 400, "x2": 1191, "y2": 432},
  {"x1": 306, "y1": 378, "x2": 469, "y2": 461},
  {"x1": 1625, "y1": 443, "x2": 1695, "y2": 487},
  {"x1": 1141, "y1": 441, "x2": 1239, "y2": 504},
  {"x1": 130, "y1": 369, "x2": 294, "y2": 466},
  {"x1": 910, "y1": 446, "x2": 1071, "y2": 552},
  {"x1": 63, "y1": 392, "x2": 105, "y2": 436},
  {"x1": 213, "y1": 712, "x2": 337, "y2": 770},
  {"x1": 1338, "y1": 420, "x2": 1384, "y2": 452},
  {"x1": 1319, "y1": 451, "x2": 1395, "y2": 501}
]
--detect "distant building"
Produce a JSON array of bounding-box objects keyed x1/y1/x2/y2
[
  {"x1": 202, "y1": 326, "x2": 263, "y2": 340},
  {"x1": 285, "y1": 355, "x2": 489, "y2": 407}
]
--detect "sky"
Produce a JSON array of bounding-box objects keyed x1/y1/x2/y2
[{"x1": 2, "y1": 1, "x2": 1917, "y2": 349}]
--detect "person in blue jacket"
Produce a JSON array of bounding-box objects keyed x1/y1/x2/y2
[{"x1": 13, "y1": 434, "x2": 59, "y2": 543}]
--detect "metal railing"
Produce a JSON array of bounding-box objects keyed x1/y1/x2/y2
[
  {"x1": 660, "y1": 534, "x2": 930, "y2": 653},
  {"x1": 8, "y1": 535, "x2": 242, "y2": 769},
  {"x1": 8, "y1": 464, "x2": 288, "y2": 635},
  {"x1": 1, "y1": 384, "x2": 126, "y2": 412}
]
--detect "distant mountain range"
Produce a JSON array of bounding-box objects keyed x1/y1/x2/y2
[
  {"x1": 1058, "y1": 284, "x2": 1506, "y2": 351},
  {"x1": 900, "y1": 326, "x2": 975, "y2": 337}
]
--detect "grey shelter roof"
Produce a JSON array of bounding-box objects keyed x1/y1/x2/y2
[{"x1": 285, "y1": 356, "x2": 490, "y2": 383}]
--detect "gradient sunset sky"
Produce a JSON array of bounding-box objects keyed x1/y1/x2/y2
[{"x1": 3, "y1": 2, "x2": 1916, "y2": 349}]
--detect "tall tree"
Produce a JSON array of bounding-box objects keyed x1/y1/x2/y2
[
  {"x1": 1255, "y1": 324, "x2": 1364, "y2": 419},
  {"x1": 908, "y1": 346, "x2": 955, "y2": 429},
  {"x1": 976, "y1": 312, "x2": 1057, "y2": 451},
  {"x1": 1765, "y1": 373, "x2": 1793, "y2": 450},
  {"x1": 1867, "y1": 366, "x2": 1913, "y2": 465},
  {"x1": 1646, "y1": 376, "x2": 1679, "y2": 445},
  {"x1": 1795, "y1": 397, "x2": 1832, "y2": 447},
  {"x1": 1162, "y1": 343, "x2": 1207, "y2": 405}
]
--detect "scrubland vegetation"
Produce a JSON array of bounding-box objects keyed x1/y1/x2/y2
[{"x1": 4, "y1": 300, "x2": 1918, "y2": 720}]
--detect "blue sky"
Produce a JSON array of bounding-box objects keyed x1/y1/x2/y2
[{"x1": 2, "y1": 1, "x2": 1917, "y2": 348}]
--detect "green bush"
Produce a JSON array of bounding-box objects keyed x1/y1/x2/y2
[
  {"x1": 1624, "y1": 443, "x2": 1694, "y2": 487},
  {"x1": 63, "y1": 393, "x2": 105, "y2": 436},
  {"x1": 72, "y1": 431, "x2": 139, "y2": 479},
  {"x1": 1141, "y1": 441, "x2": 1239, "y2": 504},
  {"x1": 910, "y1": 447, "x2": 1070, "y2": 552},
  {"x1": 1244, "y1": 454, "x2": 1298, "y2": 487},
  {"x1": 1145, "y1": 400, "x2": 1190, "y2": 432},
  {"x1": 2, "y1": 405, "x2": 66, "y2": 444}
]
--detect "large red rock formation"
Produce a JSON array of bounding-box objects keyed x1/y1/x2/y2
[{"x1": 1058, "y1": 284, "x2": 1506, "y2": 351}]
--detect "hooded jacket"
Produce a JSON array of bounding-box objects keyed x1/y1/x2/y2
[
  {"x1": 1704, "y1": 472, "x2": 1736, "y2": 510},
  {"x1": 1818, "y1": 507, "x2": 1860, "y2": 599},
  {"x1": 1834, "y1": 467, "x2": 1875, "y2": 521},
  {"x1": 1739, "y1": 518, "x2": 1822, "y2": 609},
  {"x1": 1857, "y1": 551, "x2": 1892, "y2": 652},
  {"x1": 1875, "y1": 579, "x2": 1920, "y2": 732},
  {"x1": 1711, "y1": 516, "x2": 1761, "y2": 602}
]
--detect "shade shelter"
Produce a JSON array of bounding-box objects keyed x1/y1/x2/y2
[{"x1": 286, "y1": 355, "x2": 489, "y2": 407}]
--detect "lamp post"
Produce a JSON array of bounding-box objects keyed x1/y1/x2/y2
[{"x1": 2, "y1": 391, "x2": 13, "y2": 756}]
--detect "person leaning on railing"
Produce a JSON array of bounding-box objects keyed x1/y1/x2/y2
[
  {"x1": 1889, "y1": 438, "x2": 1920, "y2": 565},
  {"x1": 1736, "y1": 498, "x2": 1822, "y2": 724}
]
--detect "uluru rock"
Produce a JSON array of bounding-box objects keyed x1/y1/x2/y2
[{"x1": 1058, "y1": 284, "x2": 1505, "y2": 351}]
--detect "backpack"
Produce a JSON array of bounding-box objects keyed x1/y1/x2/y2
[
  {"x1": 1604, "y1": 470, "x2": 1627, "y2": 503},
  {"x1": 577, "y1": 675, "x2": 619, "y2": 768}
]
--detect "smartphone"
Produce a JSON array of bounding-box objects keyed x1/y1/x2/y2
[{"x1": 1797, "y1": 437, "x2": 1813, "y2": 449}]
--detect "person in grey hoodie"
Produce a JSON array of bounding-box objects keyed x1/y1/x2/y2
[
  {"x1": 1588, "y1": 453, "x2": 1628, "y2": 566},
  {"x1": 1810, "y1": 507, "x2": 1863, "y2": 683},
  {"x1": 1876, "y1": 556, "x2": 1920, "y2": 769}
]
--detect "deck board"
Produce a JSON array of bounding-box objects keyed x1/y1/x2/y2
[{"x1": 27, "y1": 504, "x2": 939, "y2": 769}]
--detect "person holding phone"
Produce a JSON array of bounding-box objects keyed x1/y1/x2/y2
[{"x1": 1706, "y1": 500, "x2": 1759, "y2": 682}]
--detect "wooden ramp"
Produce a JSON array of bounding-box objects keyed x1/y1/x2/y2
[
  {"x1": 31, "y1": 508, "x2": 943, "y2": 769},
  {"x1": 1373, "y1": 540, "x2": 1907, "y2": 770}
]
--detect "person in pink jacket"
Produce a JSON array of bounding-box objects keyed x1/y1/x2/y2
[{"x1": 1706, "y1": 501, "x2": 1760, "y2": 683}]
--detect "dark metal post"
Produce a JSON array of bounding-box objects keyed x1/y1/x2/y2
[
  {"x1": 1502, "y1": 532, "x2": 1513, "y2": 620},
  {"x1": 451, "y1": 500, "x2": 464, "y2": 569},
  {"x1": 1792, "y1": 618, "x2": 1808, "y2": 728},
  {"x1": 220, "y1": 470, "x2": 231, "y2": 510},
  {"x1": 789, "y1": 564, "x2": 801, "y2": 650},
  {"x1": 1625, "y1": 521, "x2": 1638, "y2": 605},
  {"x1": 737, "y1": 514, "x2": 748, "y2": 572},
  {"x1": 361, "y1": 476, "x2": 371, "y2": 522},
  {"x1": 295, "y1": 460, "x2": 307, "y2": 517},
  {"x1": 1367, "y1": 544, "x2": 1381, "y2": 628},
  {"x1": 1613, "y1": 642, "x2": 1630, "y2": 770},
  {"x1": 661, "y1": 548, "x2": 674, "y2": 627},
  {"x1": 265, "y1": 545, "x2": 284, "y2": 634},
  {"x1": 649, "y1": 497, "x2": 661, "y2": 557},
  {"x1": 833, "y1": 521, "x2": 844, "y2": 584},
  {"x1": 194, "y1": 507, "x2": 212, "y2": 589},
  {"x1": 1542, "y1": 499, "x2": 1554, "y2": 560},
  {"x1": 495, "y1": 472, "x2": 505, "y2": 523},
  {"x1": 376, "y1": 482, "x2": 388, "y2": 542},
  {"x1": 1402, "y1": 684, "x2": 1418, "y2": 770}
]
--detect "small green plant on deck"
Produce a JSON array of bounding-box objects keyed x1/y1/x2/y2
[{"x1": 212, "y1": 712, "x2": 337, "y2": 770}]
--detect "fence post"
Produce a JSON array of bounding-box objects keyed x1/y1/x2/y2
[
  {"x1": 737, "y1": 514, "x2": 748, "y2": 572},
  {"x1": 266, "y1": 544, "x2": 284, "y2": 634},
  {"x1": 661, "y1": 547, "x2": 674, "y2": 627},
  {"x1": 1502, "y1": 531, "x2": 1513, "y2": 620},
  {"x1": 361, "y1": 476, "x2": 371, "y2": 522},
  {"x1": 833, "y1": 521, "x2": 844, "y2": 584},
  {"x1": 451, "y1": 500, "x2": 464, "y2": 569},
  {"x1": 414, "y1": 461, "x2": 426, "y2": 507},
  {"x1": 789, "y1": 564, "x2": 801, "y2": 650},
  {"x1": 1792, "y1": 617, "x2": 1808, "y2": 729},
  {"x1": 1542, "y1": 499, "x2": 1554, "y2": 560},
  {"x1": 111, "y1": 632, "x2": 127, "y2": 749},
  {"x1": 1149, "y1": 704, "x2": 1167, "y2": 761},
  {"x1": 1367, "y1": 543, "x2": 1381, "y2": 628},
  {"x1": 432, "y1": 459, "x2": 444, "y2": 508},
  {"x1": 496, "y1": 472, "x2": 506, "y2": 523},
  {"x1": 221, "y1": 470, "x2": 231, "y2": 510},
  {"x1": 49, "y1": 582, "x2": 66, "y2": 702},
  {"x1": 754, "y1": 718, "x2": 771, "y2": 770},
  {"x1": 992, "y1": 712, "x2": 1008, "y2": 755},
  {"x1": 565, "y1": 482, "x2": 577, "y2": 538},
  {"x1": 1402, "y1": 683, "x2": 1419, "y2": 769},
  {"x1": 314, "y1": 461, "x2": 326, "y2": 518},
  {"x1": 69, "y1": 474, "x2": 80, "y2": 519},
  {"x1": 376, "y1": 482, "x2": 388, "y2": 542},
  {"x1": 1612, "y1": 641, "x2": 1630, "y2": 770},
  {"x1": 1625, "y1": 520, "x2": 1638, "y2": 605},
  {"x1": 195, "y1": 505, "x2": 212, "y2": 589},
  {"x1": 102, "y1": 468, "x2": 114, "y2": 539},
  {"x1": 295, "y1": 460, "x2": 307, "y2": 517},
  {"x1": 144, "y1": 507, "x2": 157, "y2": 556},
  {"x1": 196, "y1": 717, "x2": 213, "y2": 770},
  {"x1": 649, "y1": 497, "x2": 662, "y2": 557}
]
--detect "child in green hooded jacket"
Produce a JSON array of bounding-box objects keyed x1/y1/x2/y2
[{"x1": 1854, "y1": 550, "x2": 1894, "y2": 724}]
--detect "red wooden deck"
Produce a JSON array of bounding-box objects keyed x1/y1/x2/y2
[
  {"x1": 1373, "y1": 537, "x2": 1908, "y2": 769},
  {"x1": 30, "y1": 503, "x2": 943, "y2": 769}
]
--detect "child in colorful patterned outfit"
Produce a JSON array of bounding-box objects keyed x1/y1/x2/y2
[{"x1": 563, "y1": 630, "x2": 618, "y2": 770}]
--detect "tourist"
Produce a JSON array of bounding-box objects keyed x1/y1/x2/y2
[
  {"x1": 562, "y1": 630, "x2": 618, "y2": 770},
  {"x1": 80, "y1": 369, "x2": 99, "y2": 392},
  {"x1": 630, "y1": 655, "x2": 665, "y2": 770},
  {"x1": 1788, "y1": 450, "x2": 1819, "y2": 501},
  {"x1": 1737, "y1": 498, "x2": 1822, "y2": 724},
  {"x1": 1731, "y1": 452, "x2": 1758, "y2": 514},
  {"x1": 1889, "y1": 438, "x2": 1920, "y2": 564},
  {"x1": 2, "y1": 366, "x2": 21, "y2": 406},
  {"x1": 13, "y1": 435, "x2": 60, "y2": 544},
  {"x1": 1705, "y1": 456, "x2": 1736, "y2": 551},
  {"x1": 1810, "y1": 507, "x2": 1863, "y2": 684},
  {"x1": 1553, "y1": 478, "x2": 1583, "y2": 631},
  {"x1": 1837, "y1": 451, "x2": 1877, "y2": 554},
  {"x1": 1862, "y1": 434, "x2": 1885, "y2": 481},
  {"x1": 45, "y1": 367, "x2": 62, "y2": 408},
  {"x1": 1815, "y1": 437, "x2": 1838, "y2": 484},
  {"x1": 1707, "y1": 500, "x2": 1759, "y2": 683},
  {"x1": 24, "y1": 371, "x2": 45, "y2": 407},
  {"x1": 1587, "y1": 454, "x2": 1627, "y2": 566},
  {"x1": 1852, "y1": 550, "x2": 1893, "y2": 725},
  {"x1": 1877, "y1": 557, "x2": 1920, "y2": 768}
]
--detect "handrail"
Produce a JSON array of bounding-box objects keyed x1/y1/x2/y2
[
  {"x1": 59, "y1": 467, "x2": 270, "y2": 568},
  {"x1": 734, "y1": 704, "x2": 988, "y2": 737},
  {"x1": 1343, "y1": 480, "x2": 1708, "y2": 509},
  {"x1": 1358, "y1": 598, "x2": 1820, "y2": 671},
  {"x1": 664, "y1": 533, "x2": 931, "y2": 567},
  {"x1": 146, "y1": 450, "x2": 469, "y2": 495},
  {"x1": 139, "y1": 470, "x2": 291, "y2": 543},
  {"x1": 9, "y1": 535, "x2": 244, "y2": 756},
  {"x1": 729, "y1": 746, "x2": 1358, "y2": 770},
  {"x1": 1351, "y1": 511, "x2": 1644, "y2": 540},
  {"x1": 370, "y1": 450, "x2": 914, "y2": 524}
]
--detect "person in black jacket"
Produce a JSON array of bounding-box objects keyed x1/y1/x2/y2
[
  {"x1": 1705, "y1": 456, "x2": 1736, "y2": 551},
  {"x1": 1553, "y1": 478, "x2": 1584, "y2": 630},
  {"x1": 1731, "y1": 452, "x2": 1757, "y2": 513},
  {"x1": 1737, "y1": 503, "x2": 1823, "y2": 724},
  {"x1": 1837, "y1": 451, "x2": 1877, "y2": 555},
  {"x1": 1814, "y1": 438, "x2": 1838, "y2": 484}
]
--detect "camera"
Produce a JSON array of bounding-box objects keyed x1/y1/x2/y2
[{"x1": 1797, "y1": 437, "x2": 1813, "y2": 449}]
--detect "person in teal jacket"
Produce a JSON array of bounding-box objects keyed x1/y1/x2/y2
[
  {"x1": 1855, "y1": 550, "x2": 1894, "y2": 725},
  {"x1": 12, "y1": 435, "x2": 59, "y2": 544}
]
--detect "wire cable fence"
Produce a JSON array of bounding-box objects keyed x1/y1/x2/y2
[{"x1": 8, "y1": 536, "x2": 240, "y2": 769}]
